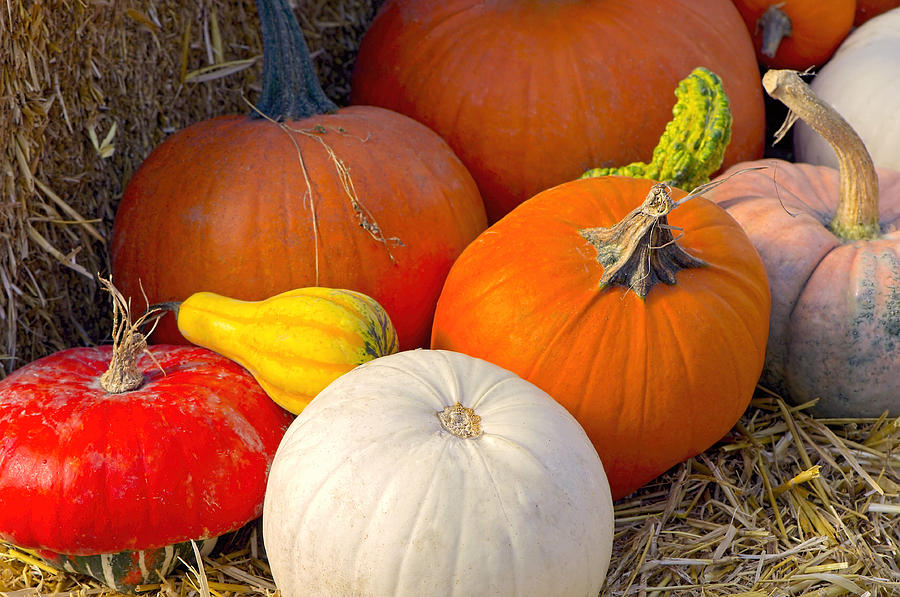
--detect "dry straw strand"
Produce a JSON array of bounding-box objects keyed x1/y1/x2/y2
[{"x1": 1, "y1": 0, "x2": 383, "y2": 377}]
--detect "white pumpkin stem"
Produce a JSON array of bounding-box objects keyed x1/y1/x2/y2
[
  {"x1": 762, "y1": 69, "x2": 880, "y2": 241},
  {"x1": 437, "y1": 403, "x2": 483, "y2": 439},
  {"x1": 99, "y1": 276, "x2": 159, "y2": 394}
]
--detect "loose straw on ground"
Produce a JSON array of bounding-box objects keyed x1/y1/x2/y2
[{"x1": 3, "y1": 395, "x2": 898, "y2": 596}]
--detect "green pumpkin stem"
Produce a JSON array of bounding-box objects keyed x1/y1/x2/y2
[
  {"x1": 582, "y1": 67, "x2": 732, "y2": 192},
  {"x1": 253, "y1": 0, "x2": 337, "y2": 121},
  {"x1": 762, "y1": 69, "x2": 880, "y2": 241},
  {"x1": 580, "y1": 183, "x2": 706, "y2": 298}
]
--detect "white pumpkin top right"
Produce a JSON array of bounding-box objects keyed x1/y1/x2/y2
[{"x1": 794, "y1": 8, "x2": 900, "y2": 172}]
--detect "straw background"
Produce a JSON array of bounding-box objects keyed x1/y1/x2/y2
[
  {"x1": 2, "y1": 1, "x2": 900, "y2": 596},
  {"x1": 1, "y1": 0, "x2": 383, "y2": 377}
]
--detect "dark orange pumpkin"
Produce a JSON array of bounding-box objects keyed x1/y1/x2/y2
[
  {"x1": 854, "y1": 0, "x2": 900, "y2": 26},
  {"x1": 731, "y1": 0, "x2": 855, "y2": 70},
  {"x1": 705, "y1": 70, "x2": 900, "y2": 418},
  {"x1": 431, "y1": 176, "x2": 770, "y2": 499},
  {"x1": 109, "y1": 0, "x2": 487, "y2": 350},
  {"x1": 349, "y1": 0, "x2": 766, "y2": 223}
]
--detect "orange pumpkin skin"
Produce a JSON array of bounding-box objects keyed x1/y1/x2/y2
[
  {"x1": 855, "y1": 0, "x2": 900, "y2": 26},
  {"x1": 350, "y1": 0, "x2": 766, "y2": 222},
  {"x1": 431, "y1": 177, "x2": 771, "y2": 499},
  {"x1": 705, "y1": 160, "x2": 900, "y2": 417},
  {"x1": 732, "y1": 0, "x2": 855, "y2": 70},
  {"x1": 110, "y1": 108, "x2": 487, "y2": 350}
]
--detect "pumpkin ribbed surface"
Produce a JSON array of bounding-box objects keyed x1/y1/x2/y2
[
  {"x1": 110, "y1": 108, "x2": 486, "y2": 351},
  {"x1": 263, "y1": 349, "x2": 615, "y2": 597},
  {"x1": 706, "y1": 160, "x2": 900, "y2": 416},
  {"x1": 431, "y1": 176, "x2": 770, "y2": 499},
  {"x1": 351, "y1": 0, "x2": 765, "y2": 221},
  {"x1": 0, "y1": 345, "x2": 293, "y2": 555},
  {"x1": 176, "y1": 287, "x2": 399, "y2": 414},
  {"x1": 34, "y1": 538, "x2": 218, "y2": 593}
]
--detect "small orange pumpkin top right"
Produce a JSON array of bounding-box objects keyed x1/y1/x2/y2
[{"x1": 732, "y1": 0, "x2": 855, "y2": 70}]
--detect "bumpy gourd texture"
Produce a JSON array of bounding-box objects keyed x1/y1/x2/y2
[
  {"x1": 582, "y1": 67, "x2": 732, "y2": 191},
  {"x1": 176, "y1": 287, "x2": 400, "y2": 414}
]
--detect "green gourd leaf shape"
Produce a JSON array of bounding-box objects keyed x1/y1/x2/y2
[{"x1": 583, "y1": 67, "x2": 732, "y2": 191}]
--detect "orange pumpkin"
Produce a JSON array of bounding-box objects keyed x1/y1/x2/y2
[
  {"x1": 431, "y1": 177, "x2": 770, "y2": 499},
  {"x1": 731, "y1": 0, "x2": 855, "y2": 69},
  {"x1": 350, "y1": 0, "x2": 766, "y2": 222},
  {"x1": 109, "y1": 0, "x2": 487, "y2": 350},
  {"x1": 705, "y1": 70, "x2": 900, "y2": 418},
  {"x1": 855, "y1": 0, "x2": 900, "y2": 25}
]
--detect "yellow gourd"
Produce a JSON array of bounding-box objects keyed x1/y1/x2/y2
[{"x1": 158, "y1": 287, "x2": 399, "y2": 414}]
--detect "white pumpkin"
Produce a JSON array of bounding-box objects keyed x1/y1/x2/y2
[
  {"x1": 793, "y1": 8, "x2": 900, "y2": 172},
  {"x1": 263, "y1": 349, "x2": 614, "y2": 597}
]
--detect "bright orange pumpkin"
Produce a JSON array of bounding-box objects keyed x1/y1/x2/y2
[
  {"x1": 731, "y1": 0, "x2": 855, "y2": 69},
  {"x1": 350, "y1": 0, "x2": 766, "y2": 222},
  {"x1": 109, "y1": 0, "x2": 487, "y2": 351},
  {"x1": 431, "y1": 176, "x2": 771, "y2": 499},
  {"x1": 705, "y1": 70, "x2": 900, "y2": 418}
]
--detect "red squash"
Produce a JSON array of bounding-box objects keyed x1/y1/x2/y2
[
  {"x1": 431, "y1": 176, "x2": 770, "y2": 499},
  {"x1": 350, "y1": 0, "x2": 766, "y2": 222},
  {"x1": 110, "y1": 0, "x2": 487, "y2": 350},
  {"x1": 0, "y1": 280, "x2": 294, "y2": 590},
  {"x1": 0, "y1": 344, "x2": 293, "y2": 586}
]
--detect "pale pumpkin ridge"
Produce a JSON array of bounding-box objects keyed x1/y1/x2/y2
[
  {"x1": 387, "y1": 439, "x2": 457, "y2": 597},
  {"x1": 365, "y1": 362, "x2": 450, "y2": 411},
  {"x1": 465, "y1": 377, "x2": 531, "y2": 415},
  {"x1": 785, "y1": 243, "x2": 840, "y2": 324},
  {"x1": 282, "y1": 435, "x2": 390, "y2": 577},
  {"x1": 468, "y1": 443, "x2": 524, "y2": 597},
  {"x1": 881, "y1": 247, "x2": 900, "y2": 338}
]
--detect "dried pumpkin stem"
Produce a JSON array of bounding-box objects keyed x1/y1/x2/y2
[
  {"x1": 580, "y1": 183, "x2": 705, "y2": 298},
  {"x1": 99, "y1": 277, "x2": 156, "y2": 394},
  {"x1": 762, "y1": 69, "x2": 880, "y2": 241},
  {"x1": 757, "y1": 5, "x2": 792, "y2": 59}
]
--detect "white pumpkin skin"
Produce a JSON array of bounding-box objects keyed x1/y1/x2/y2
[
  {"x1": 263, "y1": 349, "x2": 614, "y2": 597},
  {"x1": 794, "y1": 8, "x2": 900, "y2": 172}
]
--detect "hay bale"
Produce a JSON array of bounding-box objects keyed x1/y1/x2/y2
[{"x1": 0, "y1": 0, "x2": 383, "y2": 377}]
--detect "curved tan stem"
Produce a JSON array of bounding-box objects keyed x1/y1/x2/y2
[{"x1": 762, "y1": 69, "x2": 880, "y2": 241}]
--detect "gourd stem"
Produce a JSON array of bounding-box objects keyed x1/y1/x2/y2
[
  {"x1": 758, "y1": 5, "x2": 791, "y2": 59},
  {"x1": 253, "y1": 0, "x2": 337, "y2": 120},
  {"x1": 580, "y1": 183, "x2": 705, "y2": 298},
  {"x1": 762, "y1": 69, "x2": 880, "y2": 240},
  {"x1": 582, "y1": 67, "x2": 732, "y2": 192}
]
